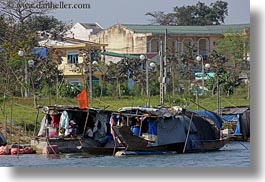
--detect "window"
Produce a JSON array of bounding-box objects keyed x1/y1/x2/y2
[
  {"x1": 67, "y1": 51, "x2": 79, "y2": 64},
  {"x1": 69, "y1": 80, "x2": 82, "y2": 87}
]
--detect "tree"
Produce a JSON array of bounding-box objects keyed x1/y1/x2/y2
[
  {"x1": 145, "y1": 11, "x2": 177, "y2": 25},
  {"x1": 146, "y1": 1, "x2": 228, "y2": 26},
  {"x1": 207, "y1": 51, "x2": 240, "y2": 96},
  {"x1": 214, "y1": 32, "x2": 250, "y2": 67},
  {"x1": 0, "y1": 0, "x2": 69, "y2": 97},
  {"x1": 0, "y1": 0, "x2": 49, "y2": 24},
  {"x1": 0, "y1": 0, "x2": 51, "y2": 59},
  {"x1": 25, "y1": 15, "x2": 72, "y2": 40}
]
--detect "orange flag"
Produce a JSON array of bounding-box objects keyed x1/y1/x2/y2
[{"x1": 77, "y1": 88, "x2": 88, "y2": 109}]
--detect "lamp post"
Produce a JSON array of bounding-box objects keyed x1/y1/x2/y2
[
  {"x1": 246, "y1": 53, "x2": 250, "y2": 100},
  {"x1": 18, "y1": 50, "x2": 29, "y2": 97},
  {"x1": 83, "y1": 52, "x2": 98, "y2": 108},
  {"x1": 140, "y1": 55, "x2": 148, "y2": 96},
  {"x1": 196, "y1": 55, "x2": 210, "y2": 95},
  {"x1": 140, "y1": 54, "x2": 155, "y2": 107}
]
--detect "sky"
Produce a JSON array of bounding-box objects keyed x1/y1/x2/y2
[{"x1": 50, "y1": 0, "x2": 250, "y2": 28}]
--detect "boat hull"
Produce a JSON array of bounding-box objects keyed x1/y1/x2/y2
[
  {"x1": 31, "y1": 137, "x2": 104, "y2": 154},
  {"x1": 112, "y1": 125, "x2": 229, "y2": 155}
]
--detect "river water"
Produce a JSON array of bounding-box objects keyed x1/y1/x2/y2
[{"x1": 0, "y1": 141, "x2": 250, "y2": 167}]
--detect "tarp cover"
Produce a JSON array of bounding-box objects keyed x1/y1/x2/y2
[
  {"x1": 220, "y1": 110, "x2": 250, "y2": 140},
  {"x1": 156, "y1": 115, "x2": 197, "y2": 145},
  {"x1": 188, "y1": 110, "x2": 223, "y2": 129},
  {"x1": 221, "y1": 114, "x2": 241, "y2": 134},
  {"x1": 240, "y1": 110, "x2": 250, "y2": 140},
  {"x1": 32, "y1": 47, "x2": 47, "y2": 60}
]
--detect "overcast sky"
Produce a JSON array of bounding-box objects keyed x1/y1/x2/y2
[{"x1": 50, "y1": 0, "x2": 250, "y2": 28}]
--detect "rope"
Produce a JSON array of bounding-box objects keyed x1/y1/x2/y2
[
  {"x1": 14, "y1": 103, "x2": 36, "y2": 111},
  {"x1": 239, "y1": 142, "x2": 249, "y2": 150},
  {"x1": 93, "y1": 98, "x2": 112, "y2": 109},
  {"x1": 46, "y1": 138, "x2": 58, "y2": 155},
  {"x1": 219, "y1": 95, "x2": 247, "y2": 108},
  {"x1": 183, "y1": 113, "x2": 194, "y2": 153}
]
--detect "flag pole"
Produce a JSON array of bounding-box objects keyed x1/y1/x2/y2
[
  {"x1": 81, "y1": 51, "x2": 90, "y2": 137},
  {"x1": 82, "y1": 51, "x2": 89, "y2": 108}
]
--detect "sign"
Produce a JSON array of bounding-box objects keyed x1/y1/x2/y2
[{"x1": 195, "y1": 72, "x2": 215, "y2": 80}]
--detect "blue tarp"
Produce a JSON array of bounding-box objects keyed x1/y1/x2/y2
[
  {"x1": 188, "y1": 110, "x2": 223, "y2": 129},
  {"x1": 148, "y1": 119, "x2": 157, "y2": 136},
  {"x1": 32, "y1": 47, "x2": 47, "y2": 60},
  {"x1": 221, "y1": 114, "x2": 241, "y2": 134}
]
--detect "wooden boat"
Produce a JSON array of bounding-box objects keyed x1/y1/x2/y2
[
  {"x1": 111, "y1": 106, "x2": 229, "y2": 156},
  {"x1": 31, "y1": 105, "x2": 117, "y2": 154},
  {"x1": 31, "y1": 105, "x2": 228, "y2": 156}
]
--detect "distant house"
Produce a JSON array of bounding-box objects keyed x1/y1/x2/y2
[
  {"x1": 38, "y1": 37, "x2": 106, "y2": 86},
  {"x1": 89, "y1": 23, "x2": 250, "y2": 62},
  {"x1": 66, "y1": 22, "x2": 103, "y2": 41},
  {"x1": 89, "y1": 23, "x2": 250, "y2": 92}
]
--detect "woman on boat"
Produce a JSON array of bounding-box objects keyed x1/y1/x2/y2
[{"x1": 109, "y1": 114, "x2": 118, "y2": 140}]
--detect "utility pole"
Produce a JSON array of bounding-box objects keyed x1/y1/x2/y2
[
  {"x1": 159, "y1": 39, "x2": 164, "y2": 105},
  {"x1": 89, "y1": 52, "x2": 93, "y2": 108},
  {"x1": 163, "y1": 29, "x2": 168, "y2": 95},
  {"x1": 159, "y1": 29, "x2": 168, "y2": 106}
]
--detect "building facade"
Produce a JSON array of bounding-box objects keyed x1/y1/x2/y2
[
  {"x1": 66, "y1": 22, "x2": 103, "y2": 41},
  {"x1": 89, "y1": 24, "x2": 250, "y2": 62},
  {"x1": 41, "y1": 38, "x2": 106, "y2": 86}
]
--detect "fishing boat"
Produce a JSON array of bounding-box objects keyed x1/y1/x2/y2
[
  {"x1": 30, "y1": 105, "x2": 119, "y2": 154},
  {"x1": 111, "y1": 106, "x2": 229, "y2": 156}
]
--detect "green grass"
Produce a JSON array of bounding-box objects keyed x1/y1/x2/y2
[
  {"x1": 0, "y1": 92, "x2": 249, "y2": 127},
  {"x1": 0, "y1": 88, "x2": 249, "y2": 144}
]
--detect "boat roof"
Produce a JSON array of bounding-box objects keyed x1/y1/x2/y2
[
  {"x1": 213, "y1": 106, "x2": 250, "y2": 115},
  {"x1": 117, "y1": 106, "x2": 185, "y2": 117},
  {"x1": 37, "y1": 105, "x2": 114, "y2": 114}
]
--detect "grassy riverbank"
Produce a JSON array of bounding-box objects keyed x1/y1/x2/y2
[{"x1": 0, "y1": 89, "x2": 249, "y2": 143}]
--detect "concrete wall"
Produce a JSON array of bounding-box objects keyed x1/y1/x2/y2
[{"x1": 90, "y1": 24, "x2": 147, "y2": 54}]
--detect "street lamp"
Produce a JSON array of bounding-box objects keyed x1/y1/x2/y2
[
  {"x1": 140, "y1": 54, "x2": 155, "y2": 107},
  {"x1": 83, "y1": 52, "x2": 98, "y2": 108},
  {"x1": 246, "y1": 53, "x2": 250, "y2": 99},
  {"x1": 196, "y1": 55, "x2": 207, "y2": 95},
  {"x1": 18, "y1": 50, "x2": 29, "y2": 97},
  {"x1": 140, "y1": 55, "x2": 148, "y2": 96}
]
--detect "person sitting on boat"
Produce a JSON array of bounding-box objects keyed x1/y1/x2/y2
[
  {"x1": 68, "y1": 120, "x2": 78, "y2": 137},
  {"x1": 119, "y1": 116, "x2": 127, "y2": 126},
  {"x1": 109, "y1": 114, "x2": 118, "y2": 140},
  {"x1": 130, "y1": 117, "x2": 141, "y2": 136}
]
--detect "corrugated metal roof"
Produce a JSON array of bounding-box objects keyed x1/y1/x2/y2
[
  {"x1": 102, "y1": 51, "x2": 139, "y2": 59},
  {"x1": 121, "y1": 24, "x2": 250, "y2": 35},
  {"x1": 213, "y1": 106, "x2": 250, "y2": 115},
  {"x1": 79, "y1": 23, "x2": 103, "y2": 30}
]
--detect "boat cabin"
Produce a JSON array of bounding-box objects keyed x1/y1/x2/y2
[
  {"x1": 31, "y1": 105, "x2": 115, "y2": 153},
  {"x1": 111, "y1": 106, "x2": 227, "y2": 154}
]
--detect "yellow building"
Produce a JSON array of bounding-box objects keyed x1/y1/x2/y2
[
  {"x1": 89, "y1": 24, "x2": 250, "y2": 61},
  {"x1": 41, "y1": 38, "x2": 106, "y2": 86}
]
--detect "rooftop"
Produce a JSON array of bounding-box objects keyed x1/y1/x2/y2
[{"x1": 121, "y1": 24, "x2": 250, "y2": 35}]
